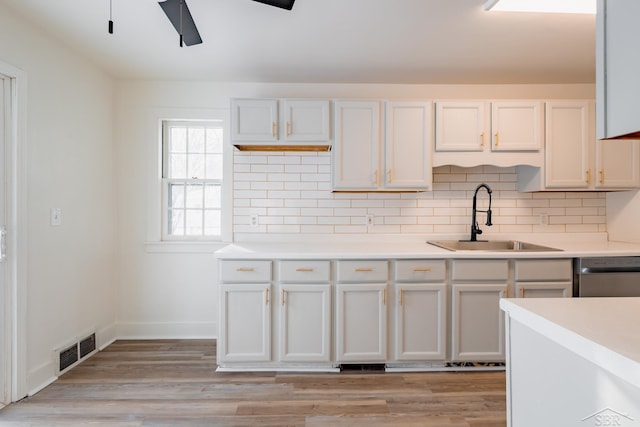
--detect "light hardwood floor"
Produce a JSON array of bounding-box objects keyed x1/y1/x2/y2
[{"x1": 0, "y1": 340, "x2": 506, "y2": 426}]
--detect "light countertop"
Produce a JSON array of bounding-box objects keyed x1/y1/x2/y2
[
  {"x1": 500, "y1": 297, "x2": 640, "y2": 388},
  {"x1": 215, "y1": 237, "x2": 640, "y2": 260}
]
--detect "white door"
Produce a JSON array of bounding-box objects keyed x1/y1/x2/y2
[
  {"x1": 282, "y1": 100, "x2": 330, "y2": 142},
  {"x1": 491, "y1": 101, "x2": 543, "y2": 151},
  {"x1": 434, "y1": 101, "x2": 486, "y2": 152},
  {"x1": 595, "y1": 139, "x2": 640, "y2": 188},
  {"x1": 0, "y1": 74, "x2": 8, "y2": 406},
  {"x1": 230, "y1": 99, "x2": 279, "y2": 142}
]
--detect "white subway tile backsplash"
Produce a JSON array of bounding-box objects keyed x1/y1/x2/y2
[{"x1": 232, "y1": 153, "x2": 608, "y2": 236}]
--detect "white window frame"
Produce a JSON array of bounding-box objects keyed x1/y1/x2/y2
[
  {"x1": 161, "y1": 120, "x2": 224, "y2": 241},
  {"x1": 145, "y1": 108, "x2": 232, "y2": 252}
]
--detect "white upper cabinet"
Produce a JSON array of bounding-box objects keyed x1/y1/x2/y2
[
  {"x1": 596, "y1": 0, "x2": 640, "y2": 140},
  {"x1": 231, "y1": 99, "x2": 279, "y2": 142},
  {"x1": 491, "y1": 101, "x2": 543, "y2": 151},
  {"x1": 333, "y1": 100, "x2": 432, "y2": 191},
  {"x1": 282, "y1": 99, "x2": 330, "y2": 142},
  {"x1": 333, "y1": 100, "x2": 381, "y2": 190},
  {"x1": 434, "y1": 101, "x2": 486, "y2": 152},
  {"x1": 384, "y1": 102, "x2": 432, "y2": 189},
  {"x1": 518, "y1": 100, "x2": 640, "y2": 191},
  {"x1": 231, "y1": 98, "x2": 330, "y2": 147},
  {"x1": 433, "y1": 100, "x2": 543, "y2": 168}
]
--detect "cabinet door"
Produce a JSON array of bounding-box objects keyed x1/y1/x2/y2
[
  {"x1": 279, "y1": 284, "x2": 331, "y2": 362},
  {"x1": 282, "y1": 100, "x2": 330, "y2": 142},
  {"x1": 434, "y1": 101, "x2": 486, "y2": 152},
  {"x1": 231, "y1": 99, "x2": 279, "y2": 142},
  {"x1": 333, "y1": 101, "x2": 381, "y2": 190},
  {"x1": 384, "y1": 101, "x2": 432, "y2": 189},
  {"x1": 336, "y1": 283, "x2": 387, "y2": 362},
  {"x1": 545, "y1": 101, "x2": 591, "y2": 188},
  {"x1": 595, "y1": 139, "x2": 640, "y2": 188},
  {"x1": 451, "y1": 283, "x2": 507, "y2": 362},
  {"x1": 516, "y1": 282, "x2": 572, "y2": 298},
  {"x1": 218, "y1": 284, "x2": 271, "y2": 362},
  {"x1": 394, "y1": 283, "x2": 446, "y2": 361},
  {"x1": 491, "y1": 101, "x2": 543, "y2": 151}
]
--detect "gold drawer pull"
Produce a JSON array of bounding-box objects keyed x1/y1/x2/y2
[
  {"x1": 236, "y1": 268, "x2": 255, "y2": 272},
  {"x1": 265, "y1": 288, "x2": 270, "y2": 305},
  {"x1": 520, "y1": 287, "x2": 525, "y2": 298},
  {"x1": 296, "y1": 268, "x2": 314, "y2": 272},
  {"x1": 355, "y1": 268, "x2": 373, "y2": 272},
  {"x1": 586, "y1": 169, "x2": 591, "y2": 184},
  {"x1": 494, "y1": 132, "x2": 499, "y2": 147},
  {"x1": 600, "y1": 169, "x2": 605, "y2": 184},
  {"x1": 413, "y1": 267, "x2": 432, "y2": 272},
  {"x1": 480, "y1": 132, "x2": 485, "y2": 147}
]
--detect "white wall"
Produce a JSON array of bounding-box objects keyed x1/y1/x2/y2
[
  {"x1": 607, "y1": 190, "x2": 640, "y2": 242},
  {"x1": 0, "y1": 4, "x2": 117, "y2": 394},
  {"x1": 114, "y1": 80, "x2": 596, "y2": 342}
]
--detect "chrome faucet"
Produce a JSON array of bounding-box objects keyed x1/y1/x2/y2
[{"x1": 468, "y1": 183, "x2": 492, "y2": 242}]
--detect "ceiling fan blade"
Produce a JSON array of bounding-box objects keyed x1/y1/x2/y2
[
  {"x1": 252, "y1": 0, "x2": 296, "y2": 10},
  {"x1": 158, "y1": 0, "x2": 203, "y2": 46}
]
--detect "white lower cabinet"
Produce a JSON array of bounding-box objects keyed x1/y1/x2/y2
[
  {"x1": 515, "y1": 259, "x2": 573, "y2": 298},
  {"x1": 450, "y1": 259, "x2": 509, "y2": 362},
  {"x1": 335, "y1": 259, "x2": 389, "y2": 362},
  {"x1": 392, "y1": 260, "x2": 447, "y2": 361},
  {"x1": 335, "y1": 283, "x2": 388, "y2": 362},
  {"x1": 218, "y1": 283, "x2": 272, "y2": 363},
  {"x1": 278, "y1": 284, "x2": 331, "y2": 362}
]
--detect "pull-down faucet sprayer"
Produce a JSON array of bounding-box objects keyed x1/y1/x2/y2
[{"x1": 468, "y1": 183, "x2": 492, "y2": 242}]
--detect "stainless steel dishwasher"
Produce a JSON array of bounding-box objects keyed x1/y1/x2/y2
[{"x1": 574, "y1": 257, "x2": 640, "y2": 297}]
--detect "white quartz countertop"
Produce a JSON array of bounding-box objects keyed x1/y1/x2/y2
[
  {"x1": 215, "y1": 237, "x2": 640, "y2": 259},
  {"x1": 500, "y1": 297, "x2": 640, "y2": 388}
]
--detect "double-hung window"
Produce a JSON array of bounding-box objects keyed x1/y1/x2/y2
[{"x1": 162, "y1": 120, "x2": 224, "y2": 240}]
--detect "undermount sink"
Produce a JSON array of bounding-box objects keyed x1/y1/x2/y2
[{"x1": 427, "y1": 240, "x2": 562, "y2": 252}]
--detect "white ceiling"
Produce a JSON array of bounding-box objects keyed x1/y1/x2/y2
[{"x1": 1, "y1": 0, "x2": 596, "y2": 84}]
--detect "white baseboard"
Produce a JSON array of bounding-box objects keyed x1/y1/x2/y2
[
  {"x1": 116, "y1": 321, "x2": 217, "y2": 339},
  {"x1": 27, "y1": 361, "x2": 56, "y2": 397}
]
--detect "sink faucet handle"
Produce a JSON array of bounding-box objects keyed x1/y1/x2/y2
[{"x1": 486, "y1": 209, "x2": 492, "y2": 226}]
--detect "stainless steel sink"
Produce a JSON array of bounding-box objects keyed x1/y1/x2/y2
[{"x1": 427, "y1": 240, "x2": 562, "y2": 252}]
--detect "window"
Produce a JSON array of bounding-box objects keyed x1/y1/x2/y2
[{"x1": 162, "y1": 120, "x2": 224, "y2": 240}]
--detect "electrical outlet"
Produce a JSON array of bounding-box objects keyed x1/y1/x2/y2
[
  {"x1": 539, "y1": 213, "x2": 549, "y2": 226},
  {"x1": 365, "y1": 214, "x2": 374, "y2": 227},
  {"x1": 249, "y1": 214, "x2": 259, "y2": 228}
]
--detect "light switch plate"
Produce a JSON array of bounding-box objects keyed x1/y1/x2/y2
[{"x1": 50, "y1": 208, "x2": 62, "y2": 226}]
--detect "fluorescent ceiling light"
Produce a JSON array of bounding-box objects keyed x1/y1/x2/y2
[{"x1": 484, "y1": 0, "x2": 595, "y2": 14}]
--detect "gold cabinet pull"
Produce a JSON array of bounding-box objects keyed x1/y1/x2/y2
[
  {"x1": 480, "y1": 132, "x2": 485, "y2": 148},
  {"x1": 373, "y1": 170, "x2": 379, "y2": 185},
  {"x1": 586, "y1": 169, "x2": 591, "y2": 184},
  {"x1": 520, "y1": 287, "x2": 525, "y2": 298},
  {"x1": 355, "y1": 268, "x2": 373, "y2": 272},
  {"x1": 399, "y1": 289, "x2": 404, "y2": 306},
  {"x1": 265, "y1": 288, "x2": 270, "y2": 305},
  {"x1": 600, "y1": 169, "x2": 605, "y2": 184},
  {"x1": 236, "y1": 267, "x2": 255, "y2": 272},
  {"x1": 281, "y1": 289, "x2": 285, "y2": 306},
  {"x1": 296, "y1": 268, "x2": 314, "y2": 272},
  {"x1": 388, "y1": 169, "x2": 392, "y2": 183},
  {"x1": 383, "y1": 288, "x2": 387, "y2": 305},
  {"x1": 494, "y1": 132, "x2": 499, "y2": 147},
  {"x1": 286, "y1": 122, "x2": 292, "y2": 136},
  {"x1": 271, "y1": 122, "x2": 277, "y2": 138},
  {"x1": 413, "y1": 267, "x2": 432, "y2": 272}
]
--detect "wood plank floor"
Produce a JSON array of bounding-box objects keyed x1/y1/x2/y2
[{"x1": 0, "y1": 340, "x2": 506, "y2": 426}]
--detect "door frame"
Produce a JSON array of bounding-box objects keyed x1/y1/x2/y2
[{"x1": 0, "y1": 60, "x2": 28, "y2": 403}]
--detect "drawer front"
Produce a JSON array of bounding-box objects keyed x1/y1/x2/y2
[
  {"x1": 279, "y1": 260, "x2": 331, "y2": 283},
  {"x1": 515, "y1": 259, "x2": 573, "y2": 281},
  {"x1": 220, "y1": 260, "x2": 272, "y2": 283},
  {"x1": 451, "y1": 259, "x2": 508, "y2": 282},
  {"x1": 336, "y1": 260, "x2": 388, "y2": 283},
  {"x1": 394, "y1": 260, "x2": 446, "y2": 282}
]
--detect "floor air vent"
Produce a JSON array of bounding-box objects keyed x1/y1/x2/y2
[
  {"x1": 79, "y1": 333, "x2": 96, "y2": 358},
  {"x1": 58, "y1": 343, "x2": 79, "y2": 373}
]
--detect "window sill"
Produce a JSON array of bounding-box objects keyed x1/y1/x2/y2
[{"x1": 144, "y1": 240, "x2": 228, "y2": 254}]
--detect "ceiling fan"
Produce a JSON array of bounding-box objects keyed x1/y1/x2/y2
[{"x1": 156, "y1": 0, "x2": 297, "y2": 47}]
